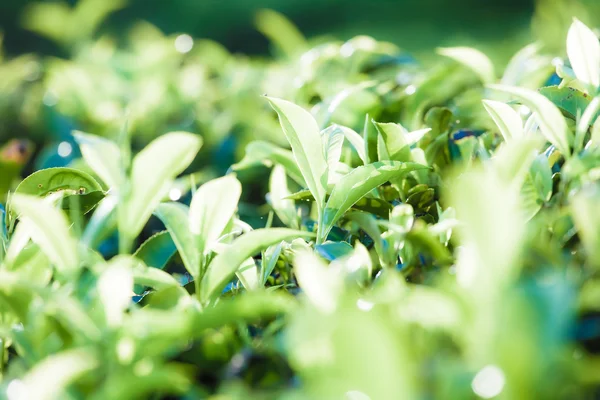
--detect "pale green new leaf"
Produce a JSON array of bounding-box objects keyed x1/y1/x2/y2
[
  {"x1": 10, "y1": 194, "x2": 79, "y2": 278},
  {"x1": 438, "y1": 46, "x2": 495, "y2": 84},
  {"x1": 267, "y1": 97, "x2": 328, "y2": 210},
  {"x1": 337, "y1": 124, "x2": 367, "y2": 165},
  {"x1": 154, "y1": 202, "x2": 200, "y2": 277},
  {"x1": 373, "y1": 121, "x2": 410, "y2": 161},
  {"x1": 320, "y1": 161, "x2": 427, "y2": 241},
  {"x1": 488, "y1": 84, "x2": 571, "y2": 157},
  {"x1": 232, "y1": 140, "x2": 306, "y2": 187},
  {"x1": 321, "y1": 125, "x2": 345, "y2": 183},
  {"x1": 189, "y1": 175, "x2": 242, "y2": 256},
  {"x1": 123, "y1": 132, "x2": 202, "y2": 240},
  {"x1": 269, "y1": 164, "x2": 299, "y2": 229},
  {"x1": 236, "y1": 257, "x2": 260, "y2": 290},
  {"x1": 19, "y1": 347, "x2": 98, "y2": 400},
  {"x1": 567, "y1": 18, "x2": 600, "y2": 90},
  {"x1": 293, "y1": 250, "x2": 342, "y2": 314},
  {"x1": 571, "y1": 185, "x2": 600, "y2": 265},
  {"x1": 482, "y1": 99, "x2": 523, "y2": 141},
  {"x1": 200, "y1": 228, "x2": 315, "y2": 303},
  {"x1": 73, "y1": 131, "x2": 124, "y2": 189}
]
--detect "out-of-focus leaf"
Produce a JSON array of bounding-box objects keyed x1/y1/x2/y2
[
  {"x1": 482, "y1": 99, "x2": 523, "y2": 140},
  {"x1": 567, "y1": 18, "x2": 600, "y2": 90},
  {"x1": 315, "y1": 241, "x2": 354, "y2": 261},
  {"x1": 293, "y1": 250, "x2": 342, "y2": 314},
  {"x1": 18, "y1": 347, "x2": 98, "y2": 400},
  {"x1": 73, "y1": 131, "x2": 124, "y2": 189},
  {"x1": 10, "y1": 194, "x2": 79, "y2": 278},
  {"x1": 572, "y1": 185, "x2": 600, "y2": 266},
  {"x1": 437, "y1": 46, "x2": 495, "y2": 84}
]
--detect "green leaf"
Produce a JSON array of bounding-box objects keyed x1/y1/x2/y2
[
  {"x1": 154, "y1": 202, "x2": 200, "y2": 277},
  {"x1": 572, "y1": 185, "x2": 600, "y2": 266},
  {"x1": 255, "y1": 9, "x2": 307, "y2": 58},
  {"x1": 489, "y1": 84, "x2": 571, "y2": 158},
  {"x1": 73, "y1": 131, "x2": 124, "y2": 189},
  {"x1": 81, "y1": 195, "x2": 117, "y2": 248},
  {"x1": 13, "y1": 167, "x2": 103, "y2": 198},
  {"x1": 133, "y1": 230, "x2": 177, "y2": 270},
  {"x1": 19, "y1": 347, "x2": 98, "y2": 400},
  {"x1": 539, "y1": 86, "x2": 592, "y2": 121},
  {"x1": 191, "y1": 290, "x2": 297, "y2": 332},
  {"x1": 189, "y1": 174, "x2": 241, "y2": 256},
  {"x1": 269, "y1": 164, "x2": 299, "y2": 229},
  {"x1": 123, "y1": 132, "x2": 202, "y2": 240},
  {"x1": 232, "y1": 140, "x2": 306, "y2": 187},
  {"x1": 315, "y1": 241, "x2": 354, "y2": 261},
  {"x1": 267, "y1": 97, "x2": 328, "y2": 211},
  {"x1": 10, "y1": 194, "x2": 79, "y2": 278},
  {"x1": 337, "y1": 124, "x2": 367, "y2": 165},
  {"x1": 567, "y1": 18, "x2": 600, "y2": 90},
  {"x1": 437, "y1": 46, "x2": 495, "y2": 84},
  {"x1": 131, "y1": 260, "x2": 181, "y2": 291},
  {"x1": 200, "y1": 228, "x2": 315, "y2": 303},
  {"x1": 293, "y1": 250, "x2": 342, "y2": 314},
  {"x1": 321, "y1": 125, "x2": 345, "y2": 183},
  {"x1": 320, "y1": 161, "x2": 427, "y2": 241},
  {"x1": 482, "y1": 99, "x2": 523, "y2": 140}
]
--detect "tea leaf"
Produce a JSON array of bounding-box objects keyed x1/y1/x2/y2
[
  {"x1": 154, "y1": 202, "x2": 200, "y2": 277},
  {"x1": 133, "y1": 230, "x2": 177, "y2": 271},
  {"x1": 293, "y1": 250, "x2": 342, "y2": 314},
  {"x1": 200, "y1": 228, "x2": 315, "y2": 303},
  {"x1": 11, "y1": 193, "x2": 79, "y2": 278},
  {"x1": 567, "y1": 18, "x2": 600, "y2": 90},
  {"x1": 189, "y1": 174, "x2": 241, "y2": 256},
  {"x1": 232, "y1": 140, "x2": 306, "y2": 187},
  {"x1": 73, "y1": 131, "x2": 124, "y2": 189},
  {"x1": 437, "y1": 46, "x2": 495, "y2": 84},
  {"x1": 320, "y1": 161, "x2": 427, "y2": 241},
  {"x1": 482, "y1": 99, "x2": 523, "y2": 140},
  {"x1": 269, "y1": 164, "x2": 299, "y2": 229},
  {"x1": 14, "y1": 167, "x2": 103, "y2": 198},
  {"x1": 123, "y1": 132, "x2": 202, "y2": 241},
  {"x1": 488, "y1": 84, "x2": 571, "y2": 157},
  {"x1": 19, "y1": 347, "x2": 98, "y2": 400},
  {"x1": 267, "y1": 97, "x2": 328, "y2": 211}
]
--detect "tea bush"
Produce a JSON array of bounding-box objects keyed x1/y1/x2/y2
[{"x1": 2, "y1": 2, "x2": 600, "y2": 399}]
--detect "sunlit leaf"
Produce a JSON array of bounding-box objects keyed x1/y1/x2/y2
[
  {"x1": 189, "y1": 174, "x2": 241, "y2": 256},
  {"x1": 320, "y1": 161, "x2": 427, "y2": 241},
  {"x1": 482, "y1": 99, "x2": 523, "y2": 140},
  {"x1": 200, "y1": 228, "x2": 315, "y2": 303},
  {"x1": 267, "y1": 97, "x2": 328, "y2": 211},
  {"x1": 567, "y1": 18, "x2": 600, "y2": 90},
  {"x1": 489, "y1": 84, "x2": 571, "y2": 157},
  {"x1": 154, "y1": 202, "x2": 200, "y2": 277},
  {"x1": 123, "y1": 132, "x2": 202, "y2": 242},
  {"x1": 73, "y1": 131, "x2": 124, "y2": 189},
  {"x1": 438, "y1": 46, "x2": 495, "y2": 84},
  {"x1": 10, "y1": 194, "x2": 79, "y2": 278}
]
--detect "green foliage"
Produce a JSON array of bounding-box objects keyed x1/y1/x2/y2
[{"x1": 5, "y1": 4, "x2": 600, "y2": 400}]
